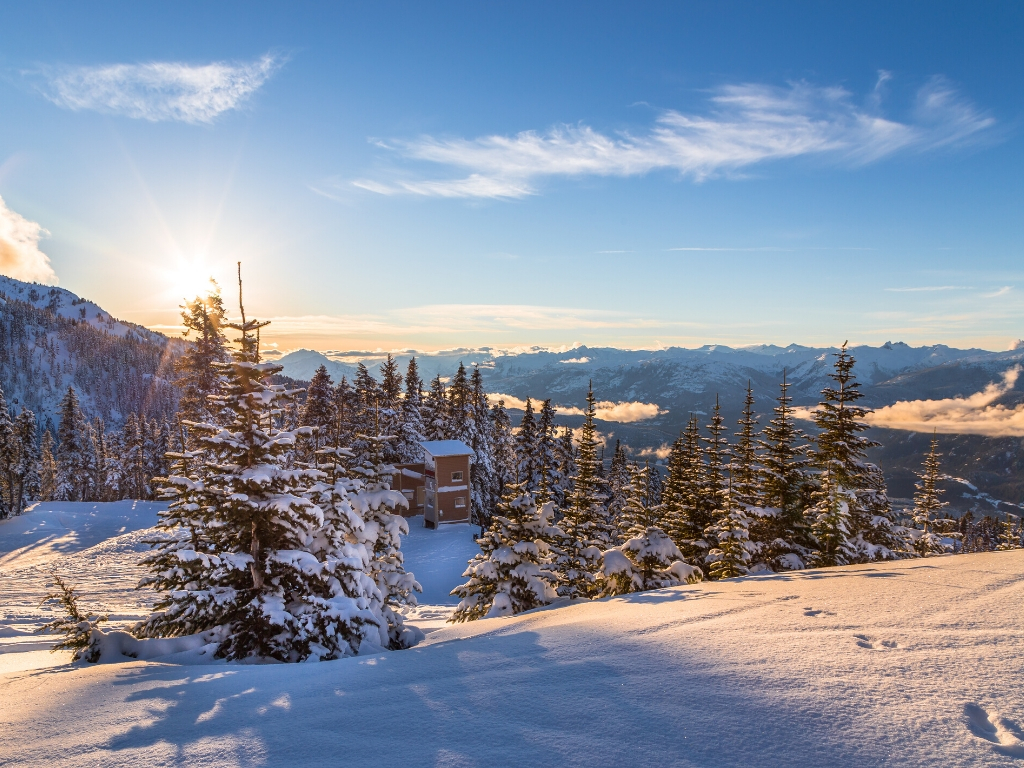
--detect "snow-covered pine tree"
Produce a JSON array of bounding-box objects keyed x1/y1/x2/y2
[
  {"x1": 703, "y1": 396, "x2": 730, "y2": 515},
  {"x1": 397, "y1": 357, "x2": 427, "y2": 463},
  {"x1": 0, "y1": 384, "x2": 14, "y2": 517},
  {"x1": 332, "y1": 377, "x2": 359, "y2": 449},
  {"x1": 600, "y1": 463, "x2": 702, "y2": 595},
  {"x1": 606, "y1": 440, "x2": 631, "y2": 537},
  {"x1": 54, "y1": 387, "x2": 89, "y2": 502},
  {"x1": 446, "y1": 362, "x2": 472, "y2": 445},
  {"x1": 552, "y1": 383, "x2": 612, "y2": 599},
  {"x1": 807, "y1": 469, "x2": 857, "y2": 567},
  {"x1": 299, "y1": 365, "x2": 337, "y2": 463},
  {"x1": 174, "y1": 284, "x2": 229, "y2": 430},
  {"x1": 997, "y1": 515, "x2": 1021, "y2": 551},
  {"x1": 731, "y1": 382, "x2": 760, "y2": 507},
  {"x1": 351, "y1": 363, "x2": 382, "y2": 461},
  {"x1": 39, "y1": 430, "x2": 56, "y2": 501},
  {"x1": 349, "y1": 435, "x2": 422, "y2": 649},
  {"x1": 755, "y1": 370, "x2": 810, "y2": 569},
  {"x1": 665, "y1": 415, "x2": 711, "y2": 562},
  {"x1": 421, "y1": 375, "x2": 448, "y2": 442},
  {"x1": 911, "y1": 434, "x2": 950, "y2": 557},
  {"x1": 705, "y1": 481, "x2": 752, "y2": 580},
  {"x1": 450, "y1": 482, "x2": 561, "y2": 621},
  {"x1": 553, "y1": 426, "x2": 577, "y2": 508},
  {"x1": 516, "y1": 398, "x2": 538, "y2": 489},
  {"x1": 140, "y1": 267, "x2": 335, "y2": 662},
  {"x1": 469, "y1": 366, "x2": 497, "y2": 529},
  {"x1": 13, "y1": 409, "x2": 41, "y2": 513},
  {"x1": 810, "y1": 343, "x2": 902, "y2": 561},
  {"x1": 490, "y1": 399, "x2": 518, "y2": 502},
  {"x1": 378, "y1": 354, "x2": 404, "y2": 464}
]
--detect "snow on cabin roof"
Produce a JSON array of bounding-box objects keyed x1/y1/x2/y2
[{"x1": 420, "y1": 440, "x2": 473, "y2": 457}]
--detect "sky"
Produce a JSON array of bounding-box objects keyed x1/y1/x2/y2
[{"x1": 0, "y1": 1, "x2": 1021, "y2": 353}]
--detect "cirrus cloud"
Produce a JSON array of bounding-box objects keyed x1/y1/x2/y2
[
  {"x1": 342, "y1": 76, "x2": 995, "y2": 199},
  {"x1": 488, "y1": 393, "x2": 664, "y2": 423},
  {"x1": 34, "y1": 53, "x2": 281, "y2": 123}
]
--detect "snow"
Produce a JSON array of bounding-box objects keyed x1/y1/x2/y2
[
  {"x1": 420, "y1": 439, "x2": 474, "y2": 457},
  {"x1": 4, "y1": 503, "x2": 1024, "y2": 766}
]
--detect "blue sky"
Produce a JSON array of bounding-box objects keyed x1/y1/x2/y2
[{"x1": 0, "y1": 1, "x2": 1021, "y2": 352}]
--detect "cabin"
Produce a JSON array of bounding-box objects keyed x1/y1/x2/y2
[{"x1": 388, "y1": 439, "x2": 474, "y2": 528}]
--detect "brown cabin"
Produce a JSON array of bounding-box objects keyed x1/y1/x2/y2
[{"x1": 388, "y1": 440, "x2": 474, "y2": 528}]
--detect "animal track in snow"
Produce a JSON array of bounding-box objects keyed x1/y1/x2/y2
[
  {"x1": 853, "y1": 634, "x2": 899, "y2": 650},
  {"x1": 803, "y1": 607, "x2": 834, "y2": 617},
  {"x1": 964, "y1": 703, "x2": 1024, "y2": 758}
]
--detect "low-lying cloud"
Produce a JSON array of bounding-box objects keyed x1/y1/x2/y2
[
  {"x1": 0, "y1": 195, "x2": 57, "y2": 284},
  {"x1": 794, "y1": 367, "x2": 1024, "y2": 437},
  {"x1": 349, "y1": 76, "x2": 994, "y2": 198},
  {"x1": 865, "y1": 367, "x2": 1024, "y2": 437},
  {"x1": 488, "y1": 393, "x2": 664, "y2": 423},
  {"x1": 36, "y1": 53, "x2": 280, "y2": 123}
]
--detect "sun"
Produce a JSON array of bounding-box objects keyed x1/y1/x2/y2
[{"x1": 165, "y1": 258, "x2": 217, "y2": 303}]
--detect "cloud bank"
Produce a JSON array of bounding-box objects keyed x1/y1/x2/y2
[
  {"x1": 864, "y1": 367, "x2": 1024, "y2": 437},
  {"x1": 352, "y1": 76, "x2": 994, "y2": 198},
  {"x1": 37, "y1": 54, "x2": 280, "y2": 123},
  {"x1": 0, "y1": 196, "x2": 57, "y2": 284},
  {"x1": 488, "y1": 393, "x2": 664, "y2": 423}
]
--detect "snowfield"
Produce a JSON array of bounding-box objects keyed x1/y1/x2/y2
[{"x1": 2, "y1": 503, "x2": 1024, "y2": 766}]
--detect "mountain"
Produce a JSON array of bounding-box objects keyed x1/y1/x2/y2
[{"x1": 0, "y1": 275, "x2": 181, "y2": 428}]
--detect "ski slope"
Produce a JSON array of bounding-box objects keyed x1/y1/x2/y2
[{"x1": 2, "y1": 503, "x2": 1024, "y2": 766}]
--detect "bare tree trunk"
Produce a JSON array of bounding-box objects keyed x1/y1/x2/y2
[{"x1": 250, "y1": 521, "x2": 264, "y2": 590}]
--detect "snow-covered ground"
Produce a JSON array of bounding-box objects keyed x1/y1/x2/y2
[{"x1": 2, "y1": 503, "x2": 1024, "y2": 766}]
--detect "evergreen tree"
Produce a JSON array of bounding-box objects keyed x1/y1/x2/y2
[
  {"x1": 705, "y1": 482, "x2": 752, "y2": 579},
  {"x1": 300, "y1": 365, "x2": 337, "y2": 462},
  {"x1": 810, "y1": 343, "x2": 902, "y2": 561},
  {"x1": 446, "y1": 362, "x2": 472, "y2": 444},
  {"x1": 552, "y1": 383, "x2": 612, "y2": 599},
  {"x1": 174, "y1": 283, "x2": 229, "y2": 428},
  {"x1": 40, "y1": 430, "x2": 56, "y2": 501},
  {"x1": 139, "y1": 268, "x2": 338, "y2": 661},
  {"x1": 55, "y1": 387, "x2": 89, "y2": 502},
  {"x1": 911, "y1": 434, "x2": 950, "y2": 557},
  {"x1": 755, "y1": 371, "x2": 810, "y2": 568},
  {"x1": 807, "y1": 469, "x2": 857, "y2": 567},
  {"x1": 13, "y1": 409, "x2": 41, "y2": 512},
  {"x1": 553, "y1": 426, "x2": 577, "y2": 508},
  {"x1": 397, "y1": 358, "x2": 426, "y2": 463},
  {"x1": 421, "y1": 375, "x2": 448, "y2": 442},
  {"x1": 703, "y1": 395, "x2": 730, "y2": 514},
  {"x1": 669, "y1": 414, "x2": 711, "y2": 562},
  {"x1": 998, "y1": 515, "x2": 1021, "y2": 551},
  {"x1": 606, "y1": 440, "x2": 631, "y2": 536},
  {"x1": 516, "y1": 398, "x2": 538, "y2": 487},
  {"x1": 535, "y1": 399, "x2": 561, "y2": 497},
  {"x1": 731, "y1": 382, "x2": 760, "y2": 507},
  {"x1": 0, "y1": 384, "x2": 14, "y2": 517},
  {"x1": 378, "y1": 354, "x2": 404, "y2": 463},
  {"x1": 450, "y1": 483, "x2": 561, "y2": 621},
  {"x1": 489, "y1": 399, "x2": 518, "y2": 502},
  {"x1": 469, "y1": 367, "x2": 497, "y2": 529}
]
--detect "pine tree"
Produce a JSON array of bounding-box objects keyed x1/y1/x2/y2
[
  {"x1": 174, "y1": 284, "x2": 229, "y2": 429},
  {"x1": 755, "y1": 371, "x2": 810, "y2": 569},
  {"x1": 705, "y1": 482, "x2": 752, "y2": 580},
  {"x1": 606, "y1": 440, "x2": 631, "y2": 536},
  {"x1": 421, "y1": 375, "x2": 448, "y2": 442},
  {"x1": 911, "y1": 434, "x2": 949, "y2": 557},
  {"x1": 490, "y1": 399, "x2": 518, "y2": 502},
  {"x1": 39, "y1": 575, "x2": 107, "y2": 663},
  {"x1": 446, "y1": 362, "x2": 472, "y2": 445},
  {"x1": 450, "y1": 483, "x2": 561, "y2": 621},
  {"x1": 139, "y1": 267, "x2": 340, "y2": 661},
  {"x1": 997, "y1": 515, "x2": 1021, "y2": 550},
  {"x1": 667, "y1": 414, "x2": 711, "y2": 562},
  {"x1": 0, "y1": 384, "x2": 14, "y2": 517},
  {"x1": 397, "y1": 358, "x2": 427, "y2": 463},
  {"x1": 13, "y1": 409, "x2": 41, "y2": 512},
  {"x1": 469, "y1": 367, "x2": 497, "y2": 529},
  {"x1": 731, "y1": 382, "x2": 760, "y2": 507},
  {"x1": 552, "y1": 383, "x2": 612, "y2": 599},
  {"x1": 810, "y1": 343, "x2": 902, "y2": 561},
  {"x1": 378, "y1": 354, "x2": 404, "y2": 463},
  {"x1": 807, "y1": 469, "x2": 857, "y2": 567},
  {"x1": 300, "y1": 365, "x2": 337, "y2": 462},
  {"x1": 55, "y1": 387, "x2": 89, "y2": 502},
  {"x1": 703, "y1": 395, "x2": 730, "y2": 515},
  {"x1": 40, "y1": 430, "x2": 56, "y2": 501},
  {"x1": 553, "y1": 426, "x2": 577, "y2": 508},
  {"x1": 516, "y1": 398, "x2": 538, "y2": 488}
]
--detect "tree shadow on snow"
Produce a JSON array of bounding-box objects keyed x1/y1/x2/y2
[{"x1": 94, "y1": 623, "x2": 885, "y2": 768}]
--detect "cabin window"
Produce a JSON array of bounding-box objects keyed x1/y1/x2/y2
[
  {"x1": 402, "y1": 490, "x2": 414, "y2": 501},
  {"x1": 451, "y1": 470, "x2": 464, "y2": 482},
  {"x1": 455, "y1": 496, "x2": 466, "y2": 508}
]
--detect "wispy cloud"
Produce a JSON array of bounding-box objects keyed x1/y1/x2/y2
[
  {"x1": 793, "y1": 367, "x2": 1024, "y2": 437},
  {"x1": 34, "y1": 53, "x2": 281, "y2": 123},
  {"x1": 0, "y1": 195, "x2": 57, "y2": 284},
  {"x1": 348, "y1": 76, "x2": 994, "y2": 198},
  {"x1": 884, "y1": 285, "x2": 972, "y2": 292},
  {"x1": 984, "y1": 286, "x2": 1013, "y2": 298}
]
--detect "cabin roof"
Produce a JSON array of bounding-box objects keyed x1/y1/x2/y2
[{"x1": 420, "y1": 439, "x2": 474, "y2": 457}]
